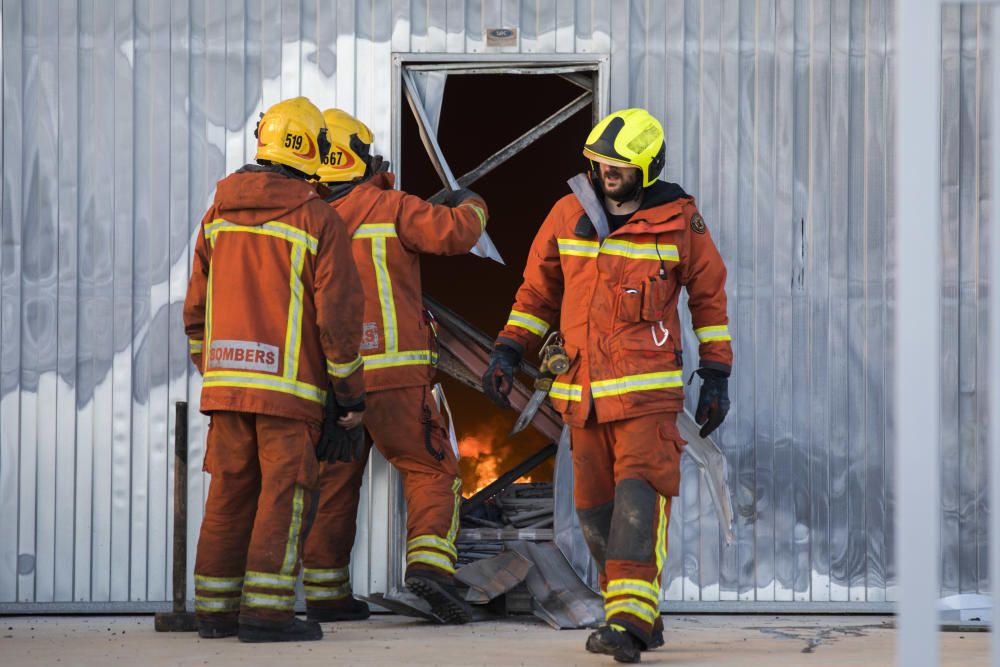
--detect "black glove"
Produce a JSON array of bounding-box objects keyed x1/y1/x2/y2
[
  {"x1": 441, "y1": 187, "x2": 481, "y2": 208},
  {"x1": 482, "y1": 344, "x2": 521, "y2": 409},
  {"x1": 694, "y1": 368, "x2": 730, "y2": 438},
  {"x1": 316, "y1": 393, "x2": 367, "y2": 463}
]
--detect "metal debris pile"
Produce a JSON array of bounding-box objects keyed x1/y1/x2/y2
[{"x1": 457, "y1": 483, "x2": 554, "y2": 567}]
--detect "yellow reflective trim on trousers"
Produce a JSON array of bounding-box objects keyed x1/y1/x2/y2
[
  {"x1": 327, "y1": 354, "x2": 363, "y2": 378},
  {"x1": 557, "y1": 238, "x2": 600, "y2": 257},
  {"x1": 243, "y1": 592, "x2": 295, "y2": 610},
  {"x1": 303, "y1": 567, "x2": 350, "y2": 584},
  {"x1": 600, "y1": 239, "x2": 680, "y2": 262},
  {"x1": 205, "y1": 219, "x2": 318, "y2": 254},
  {"x1": 549, "y1": 382, "x2": 583, "y2": 402},
  {"x1": 304, "y1": 584, "x2": 352, "y2": 601},
  {"x1": 189, "y1": 339, "x2": 203, "y2": 354},
  {"x1": 591, "y1": 371, "x2": 683, "y2": 398},
  {"x1": 283, "y1": 243, "x2": 306, "y2": 380},
  {"x1": 606, "y1": 579, "x2": 660, "y2": 606},
  {"x1": 695, "y1": 324, "x2": 732, "y2": 343},
  {"x1": 655, "y1": 495, "x2": 668, "y2": 576},
  {"x1": 506, "y1": 309, "x2": 549, "y2": 337},
  {"x1": 446, "y1": 477, "x2": 462, "y2": 544},
  {"x1": 195, "y1": 595, "x2": 241, "y2": 612},
  {"x1": 606, "y1": 599, "x2": 657, "y2": 624},
  {"x1": 245, "y1": 570, "x2": 296, "y2": 590},
  {"x1": 361, "y1": 349, "x2": 435, "y2": 370},
  {"x1": 406, "y1": 550, "x2": 455, "y2": 574},
  {"x1": 194, "y1": 575, "x2": 243, "y2": 592},
  {"x1": 353, "y1": 223, "x2": 398, "y2": 239},
  {"x1": 371, "y1": 237, "x2": 398, "y2": 352},
  {"x1": 203, "y1": 371, "x2": 326, "y2": 404},
  {"x1": 460, "y1": 202, "x2": 487, "y2": 231},
  {"x1": 280, "y1": 486, "x2": 305, "y2": 575},
  {"x1": 408, "y1": 533, "x2": 458, "y2": 560}
]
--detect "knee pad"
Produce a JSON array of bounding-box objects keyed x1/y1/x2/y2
[
  {"x1": 576, "y1": 501, "x2": 613, "y2": 571},
  {"x1": 606, "y1": 478, "x2": 657, "y2": 563}
]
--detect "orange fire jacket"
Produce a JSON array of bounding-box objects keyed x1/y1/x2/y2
[
  {"x1": 184, "y1": 166, "x2": 365, "y2": 424},
  {"x1": 325, "y1": 172, "x2": 488, "y2": 392},
  {"x1": 496, "y1": 180, "x2": 732, "y2": 427}
]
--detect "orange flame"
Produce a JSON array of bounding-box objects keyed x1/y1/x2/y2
[{"x1": 457, "y1": 416, "x2": 554, "y2": 496}]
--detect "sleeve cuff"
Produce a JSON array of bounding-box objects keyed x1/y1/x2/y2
[
  {"x1": 698, "y1": 359, "x2": 731, "y2": 377},
  {"x1": 495, "y1": 336, "x2": 525, "y2": 356}
]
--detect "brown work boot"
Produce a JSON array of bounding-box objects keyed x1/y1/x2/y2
[
  {"x1": 646, "y1": 615, "x2": 664, "y2": 650},
  {"x1": 306, "y1": 597, "x2": 371, "y2": 622},
  {"x1": 404, "y1": 567, "x2": 471, "y2": 625},
  {"x1": 237, "y1": 616, "x2": 322, "y2": 643},
  {"x1": 196, "y1": 616, "x2": 238, "y2": 639},
  {"x1": 586, "y1": 624, "x2": 642, "y2": 663}
]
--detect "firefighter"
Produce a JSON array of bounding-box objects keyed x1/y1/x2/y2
[
  {"x1": 301, "y1": 109, "x2": 489, "y2": 624},
  {"x1": 183, "y1": 97, "x2": 365, "y2": 643},
  {"x1": 483, "y1": 109, "x2": 732, "y2": 663}
]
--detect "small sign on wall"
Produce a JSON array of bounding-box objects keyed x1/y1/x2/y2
[{"x1": 485, "y1": 27, "x2": 518, "y2": 48}]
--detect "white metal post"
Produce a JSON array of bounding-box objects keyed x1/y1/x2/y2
[
  {"x1": 991, "y1": 3, "x2": 1000, "y2": 664},
  {"x1": 896, "y1": 2, "x2": 942, "y2": 666}
]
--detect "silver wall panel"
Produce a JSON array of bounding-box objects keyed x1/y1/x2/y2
[{"x1": 0, "y1": 0, "x2": 990, "y2": 609}]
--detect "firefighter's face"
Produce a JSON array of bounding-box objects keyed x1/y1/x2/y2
[{"x1": 597, "y1": 162, "x2": 641, "y2": 199}]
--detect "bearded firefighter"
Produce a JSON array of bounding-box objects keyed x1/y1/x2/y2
[
  {"x1": 183, "y1": 97, "x2": 365, "y2": 643},
  {"x1": 300, "y1": 109, "x2": 489, "y2": 624},
  {"x1": 483, "y1": 109, "x2": 732, "y2": 663}
]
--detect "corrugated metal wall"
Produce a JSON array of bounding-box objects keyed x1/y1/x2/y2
[{"x1": 0, "y1": 0, "x2": 990, "y2": 609}]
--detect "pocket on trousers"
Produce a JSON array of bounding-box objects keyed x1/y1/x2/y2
[
  {"x1": 617, "y1": 285, "x2": 643, "y2": 323},
  {"x1": 655, "y1": 420, "x2": 686, "y2": 496}
]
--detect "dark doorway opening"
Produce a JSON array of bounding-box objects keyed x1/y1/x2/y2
[{"x1": 400, "y1": 72, "x2": 595, "y2": 495}]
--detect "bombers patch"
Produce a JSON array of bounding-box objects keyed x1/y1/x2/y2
[{"x1": 691, "y1": 213, "x2": 707, "y2": 234}]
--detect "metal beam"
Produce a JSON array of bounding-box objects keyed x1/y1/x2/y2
[
  {"x1": 428, "y1": 90, "x2": 593, "y2": 203},
  {"x1": 400, "y1": 68, "x2": 504, "y2": 264},
  {"x1": 895, "y1": 3, "x2": 941, "y2": 667},
  {"x1": 991, "y1": 5, "x2": 1000, "y2": 665}
]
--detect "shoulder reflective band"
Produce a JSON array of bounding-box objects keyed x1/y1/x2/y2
[
  {"x1": 353, "y1": 223, "x2": 398, "y2": 239},
  {"x1": 203, "y1": 371, "x2": 326, "y2": 404},
  {"x1": 327, "y1": 355, "x2": 363, "y2": 378},
  {"x1": 601, "y1": 239, "x2": 680, "y2": 262},
  {"x1": 695, "y1": 325, "x2": 732, "y2": 343},
  {"x1": 591, "y1": 371, "x2": 683, "y2": 398},
  {"x1": 361, "y1": 349, "x2": 436, "y2": 369},
  {"x1": 557, "y1": 238, "x2": 600, "y2": 258},
  {"x1": 549, "y1": 382, "x2": 583, "y2": 402},
  {"x1": 506, "y1": 309, "x2": 549, "y2": 337},
  {"x1": 205, "y1": 219, "x2": 319, "y2": 254}
]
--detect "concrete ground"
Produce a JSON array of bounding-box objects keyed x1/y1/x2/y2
[{"x1": 0, "y1": 613, "x2": 988, "y2": 666}]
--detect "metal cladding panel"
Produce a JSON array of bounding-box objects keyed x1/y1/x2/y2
[{"x1": 0, "y1": 0, "x2": 990, "y2": 609}]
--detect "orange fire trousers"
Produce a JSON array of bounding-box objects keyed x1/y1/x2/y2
[
  {"x1": 193, "y1": 411, "x2": 320, "y2": 625},
  {"x1": 301, "y1": 385, "x2": 461, "y2": 608},
  {"x1": 571, "y1": 411, "x2": 684, "y2": 647}
]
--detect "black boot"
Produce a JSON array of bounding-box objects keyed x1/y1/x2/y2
[
  {"x1": 306, "y1": 597, "x2": 371, "y2": 622},
  {"x1": 646, "y1": 615, "x2": 664, "y2": 650},
  {"x1": 586, "y1": 625, "x2": 642, "y2": 663},
  {"x1": 197, "y1": 616, "x2": 238, "y2": 639},
  {"x1": 404, "y1": 568, "x2": 471, "y2": 625},
  {"x1": 237, "y1": 616, "x2": 323, "y2": 643}
]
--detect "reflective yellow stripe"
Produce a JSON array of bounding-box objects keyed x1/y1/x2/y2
[
  {"x1": 655, "y1": 496, "x2": 668, "y2": 576},
  {"x1": 407, "y1": 533, "x2": 458, "y2": 560},
  {"x1": 280, "y1": 486, "x2": 305, "y2": 575},
  {"x1": 303, "y1": 567, "x2": 350, "y2": 584},
  {"x1": 372, "y1": 237, "x2": 398, "y2": 351},
  {"x1": 606, "y1": 598, "x2": 657, "y2": 624},
  {"x1": 245, "y1": 571, "x2": 296, "y2": 591},
  {"x1": 194, "y1": 575, "x2": 243, "y2": 592},
  {"x1": 549, "y1": 382, "x2": 583, "y2": 402},
  {"x1": 506, "y1": 309, "x2": 549, "y2": 337},
  {"x1": 195, "y1": 595, "x2": 241, "y2": 612},
  {"x1": 600, "y1": 239, "x2": 679, "y2": 262},
  {"x1": 605, "y1": 579, "x2": 660, "y2": 606},
  {"x1": 304, "y1": 584, "x2": 352, "y2": 601},
  {"x1": 406, "y1": 550, "x2": 456, "y2": 574},
  {"x1": 204, "y1": 266, "x2": 214, "y2": 372},
  {"x1": 327, "y1": 355, "x2": 363, "y2": 378},
  {"x1": 203, "y1": 371, "x2": 326, "y2": 404},
  {"x1": 695, "y1": 325, "x2": 732, "y2": 343},
  {"x1": 205, "y1": 219, "x2": 318, "y2": 254},
  {"x1": 362, "y1": 349, "x2": 436, "y2": 370},
  {"x1": 557, "y1": 238, "x2": 600, "y2": 257},
  {"x1": 189, "y1": 339, "x2": 203, "y2": 354},
  {"x1": 591, "y1": 371, "x2": 683, "y2": 398},
  {"x1": 446, "y1": 478, "x2": 462, "y2": 544},
  {"x1": 283, "y1": 243, "x2": 306, "y2": 379},
  {"x1": 243, "y1": 592, "x2": 295, "y2": 611},
  {"x1": 353, "y1": 223, "x2": 398, "y2": 239},
  {"x1": 461, "y1": 202, "x2": 487, "y2": 231}
]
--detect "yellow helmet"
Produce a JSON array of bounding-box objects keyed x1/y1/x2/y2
[
  {"x1": 317, "y1": 109, "x2": 375, "y2": 183},
  {"x1": 582, "y1": 108, "x2": 665, "y2": 188},
  {"x1": 254, "y1": 96, "x2": 329, "y2": 176}
]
